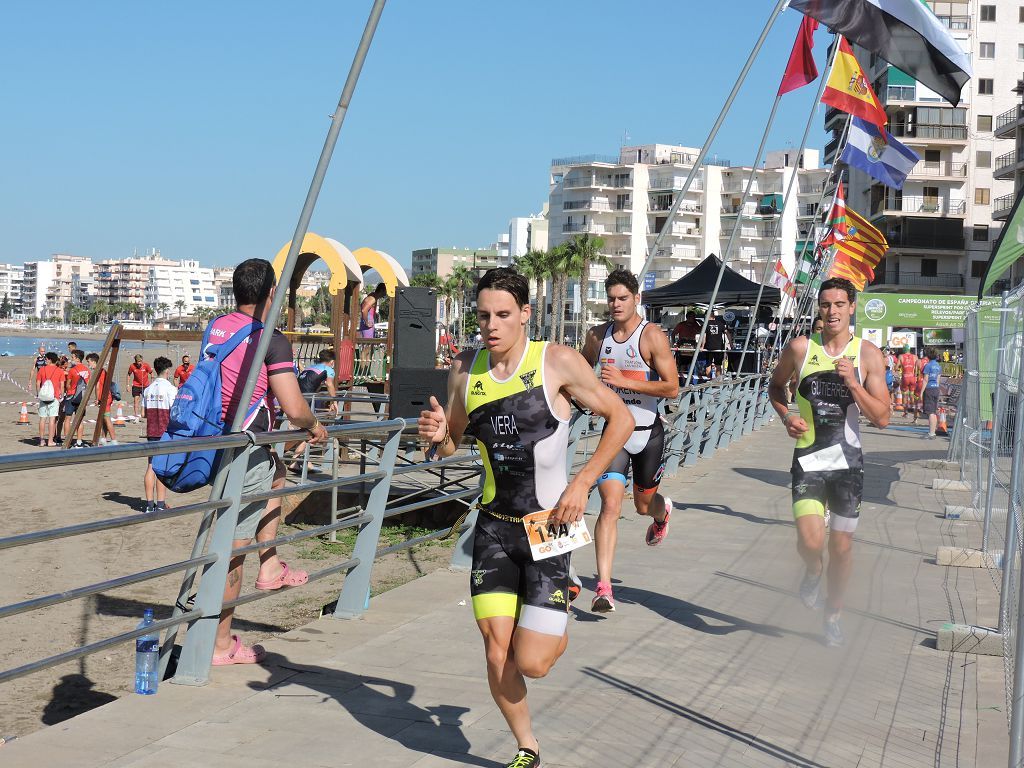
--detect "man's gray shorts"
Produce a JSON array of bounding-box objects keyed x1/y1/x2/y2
[{"x1": 234, "y1": 445, "x2": 277, "y2": 540}]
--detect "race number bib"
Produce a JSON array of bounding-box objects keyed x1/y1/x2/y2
[{"x1": 522, "y1": 510, "x2": 592, "y2": 561}]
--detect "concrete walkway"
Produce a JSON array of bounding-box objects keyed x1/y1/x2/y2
[{"x1": 2, "y1": 420, "x2": 1008, "y2": 767}]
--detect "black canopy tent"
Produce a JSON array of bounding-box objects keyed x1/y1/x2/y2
[{"x1": 641, "y1": 254, "x2": 781, "y2": 308}]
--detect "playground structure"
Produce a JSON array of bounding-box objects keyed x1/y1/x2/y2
[{"x1": 270, "y1": 232, "x2": 411, "y2": 391}]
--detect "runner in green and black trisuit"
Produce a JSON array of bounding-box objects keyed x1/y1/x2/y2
[
  {"x1": 768, "y1": 278, "x2": 890, "y2": 647},
  {"x1": 418, "y1": 268, "x2": 633, "y2": 768}
]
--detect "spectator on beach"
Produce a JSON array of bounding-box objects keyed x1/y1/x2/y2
[
  {"x1": 30, "y1": 344, "x2": 47, "y2": 394},
  {"x1": 126, "y1": 354, "x2": 153, "y2": 419},
  {"x1": 209, "y1": 258, "x2": 327, "y2": 666},
  {"x1": 53, "y1": 356, "x2": 70, "y2": 444},
  {"x1": 173, "y1": 354, "x2": 194, "y2": 387},
  {"x1": 359, "y1": 283, "x2": 387, "y2": 339},
  {"x1": 63, "y1": 350, "x2": 89, "y2": 448},
  {"x1": 143, "y1": 356, "x2": 176, "y2": 513},
  {"x1": 35, "y1": 352, "x2": 64, "y2": 447},
  {"x1": 86, "y1": 353, "x2": 116, "y2": 445}
]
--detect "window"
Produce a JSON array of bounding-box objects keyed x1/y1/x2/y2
[
  {"x1": 974, "y1": 226, "x2": 990, "y2": 242},
  {"x1": 972, "y1": 260, "x2": 989, "y2": 278},
  {"x1": 976, "y1": 187, "x2": 991, "y2": 205},
  {"x1": 1019, "y1": 43, "x2": 1024, "y2": 60},
  {"x1": 1020, "y1": 6, "x2": 1024, "y2": 22},
  {"x1": 979, "y1": 78, "x2": 994, "y2": 95},
  {"x1": 920, "y1": 259, "x2": 938, "y2": 277},
  {"x1": 980, "y1": 42, "x2": 995, "y2": 58},
  {"x1": 981, "y1": 4, "x2": 996, "y2": 20},
  {"x1": 977, "y1": 150, "x2": 992, "y2": 168},
  {"x1": 978, "y1": 114, "x2": 993, "y2": 131}
]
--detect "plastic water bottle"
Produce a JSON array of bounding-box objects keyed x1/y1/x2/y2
[{"x1": 134, "y1": 608, "x2": 159, "y2": 695}]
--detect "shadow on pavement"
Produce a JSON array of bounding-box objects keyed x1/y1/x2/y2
[
  {"x1": 714, "y1": 571, "x2": 936, "y2": 637},
  {"x1": 612, "y1": 584, "x2": 821, "y2": 642},
  {"x1": 41, "y1": 673, "x2": 117, "y2": 725},
  {"x1": 676, "y1": 501, "x2": 793, "y2": 527},
  {"x1": 251, "y1": 653, "x2": 502, "y2": 767},
  {"x1": 101, "y1": 491, "x2": 147, "y2": 511},
  {"x1": 731, "y1": 467, "x2": 791, "y2": 487},
  {"x1": 581, "y1": 667, "x2": 830, "y2": 768}
]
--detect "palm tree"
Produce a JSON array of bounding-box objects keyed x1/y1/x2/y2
[
  {"x1": 547, "y1": 244, "x2": 577, "y2": 344},
  {"x1": 174, "y1": 299, "x2": 187, "y2": 319},
  {"x1": 438, "y1": 276, "x2": 458, "y2": 335},
  {"x1": 410, "y1": 273, "x2": 441, "y2": 289},
  {"x1": 567, "y1": 233, "x2": 610, "y2": 339},
  {"x1": 448, "y1": 265, "x2": 475, "y2": 342},
  {"x1": 158, "y1": 302, "x2": 170, "y2": 319},
  {"x1": 513, "y1": 249, "x2": 550, "y2": 339}
]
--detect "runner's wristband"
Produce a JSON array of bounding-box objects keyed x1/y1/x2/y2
[{"x1": 306, "y1": 418, "x2": 321, "y2": 435}]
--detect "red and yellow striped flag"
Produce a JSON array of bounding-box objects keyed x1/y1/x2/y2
[{"x1": 826, "y1": 204, "x2": 887, "y2": 290}]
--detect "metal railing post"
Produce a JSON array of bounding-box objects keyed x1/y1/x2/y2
[
  {"x1": 333, "y1": 425, "x2": 402, "y2": 618},
  {"x1": 688, "y1": 388, "x2": 710, "y2": 465},
  {"x1": 984, "y1": 292, "x2": 1011, "y2": 552},
  {"x1": 171, "y1": 448, "x2": 251, "y2": 686},
  {"x1": 999, "y1": 302, "x2": 1024, "y2": 634},
  {"x1": 665, "y1": 389, "x2": 692, "y2": 477},
  {"x1": 450, "y1": 505, "x2": 481, "y2": 571},
  {"x1": 703, "y1": 385, "x2": 725, "y2": 458}
]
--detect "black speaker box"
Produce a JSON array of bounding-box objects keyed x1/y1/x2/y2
[
  {"x1": 392, "y1": 286, "x2": 437, "y2": 369},
  {"x1": 389, "y1": 366, "x2": 449, "y2": 420}
]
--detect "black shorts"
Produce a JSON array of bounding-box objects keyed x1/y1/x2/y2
[
  {"x1": 704, "y1": 350, "x2": 725, "y2": 367},
  {"x1": 923, "y1": 388, "x2": 940, "y2": 416},
  {"x1": 791, "y1": 463, "x2": 863, "y2": 533},
  {"x1": 599, "y1": 418, "x2": 666, "y2": 494},
  {"x1": 132, "y1": 386, "x2": 145, "y2": 398},
  {"x1": 470, "y1": 512, "x2": 570, "y2": 636}
]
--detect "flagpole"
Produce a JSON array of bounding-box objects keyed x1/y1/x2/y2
[
  {"x1": 773, "y1": 110, "x2": 854, "y2": 359},
  {"x1": 636, "y1": 0, "x2": 789, "y2": 291},
  {"x1": 736, "y1": 37, "x2": 844, "y2": 374},
  {"x1": 682, "y1": 91, "x2": 784, "y2": 385}
]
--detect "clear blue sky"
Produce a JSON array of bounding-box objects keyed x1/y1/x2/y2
[{"x1": 0, "y1": 1, "x2": 829, "y2": 270}]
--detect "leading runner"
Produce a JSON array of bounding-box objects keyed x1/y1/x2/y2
[
  {"x1": 768, "y1": 278, "x2": 890, "y2": 646},
  {"x1": 419, "y1": 267, "x2": 633, "y2": 768},
  {"x1": 581, "y1": 268, "x2": 679, "y2": 612}
]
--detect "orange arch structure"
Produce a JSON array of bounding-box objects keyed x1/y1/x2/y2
[{"x1": 350, "y1": 247, "x2": 409, "y2": 297}]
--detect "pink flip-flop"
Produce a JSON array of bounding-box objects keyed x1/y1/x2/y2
[
  {"x1": 211, "y1": 635, "x2": 266, "y2": 666},
  {"x1": 254, "y1": 562, "x2": 309, "y2": 591}
]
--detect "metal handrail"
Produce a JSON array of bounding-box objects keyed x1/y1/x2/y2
[{"x1": 0, "y1": 416, "x2": 491, "y2": 690}]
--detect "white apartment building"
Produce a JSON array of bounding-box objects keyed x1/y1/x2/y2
[
  {"x1": 22, "y1": 255, "x2": 94, "y2": 319},
  {"x1": 146, "y1": 259, "x2": 218, "y2": 317},
  {"x1": 826, "y1": 1, "x2": 1016, "y2": 296},
  {"x1": 508, "y1": 205, "x2": 550, "y2": 260},
  {"x1": 0, "y1": 264, "x2": 24, "y2": 318},
  {"x1": 95, "y1": 249, "x2": 177, "y2": 308},
  {"x1": 547, "y1": 144, "x2": 827, "y2": 323}
]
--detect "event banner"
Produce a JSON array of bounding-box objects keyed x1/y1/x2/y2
[{"x1": 855, "y1": 292, "x2": 998, "y2": 329}]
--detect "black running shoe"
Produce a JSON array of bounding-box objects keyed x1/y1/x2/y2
[{"x1": 505, "y1": 746, "x2": 540, "y2": 768}]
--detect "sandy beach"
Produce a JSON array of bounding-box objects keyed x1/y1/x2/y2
[{"x1": 0, "y1": 353, "x2": 455, "y2": 740}]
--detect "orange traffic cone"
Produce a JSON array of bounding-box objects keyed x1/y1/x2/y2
[
  {"x1": 893, "y1": 388, "x2": 903, "y2": 412},
  {"x1": 113, "y1": 403, "x2": 126, "y2": 426},
  {"x1": 938, "y1": 407, "x2": 948, "y2": 434},
  {"x1": 17, "y1": 402, "x2": 29, "y2": 425}
]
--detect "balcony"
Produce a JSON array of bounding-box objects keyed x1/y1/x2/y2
[
  {"x1": 993, "y1": 193, "x2": 1016, "y2": 221},
  {"x1": 721, "y1": 226, "x2": 775, "y2": 239},
  {"x1": 648, "y1": 177, "x2": 704, "y2": 192},
  {"x1": 876, "y1": 196, "x2": 966, "y2": 216},
  {"x1": 654, "y1": 246, "x2": 701, "y2": 260},
  {"x1": 721, "y1": 182, "x2": 783, "y2": 195},
  {"x1": 885, "y1": 228, "x2": 965, "y2": 252},
  {"x1": 563, "y1": 199, "x2": 611, "y2": 212},
  {"x1": 889, "y1": 124, "x2": 968, "y2": 142},
  {"x1": 551, "y1": 154, "x2": 620, "y2": 167},
  {"x1": 562, "y1": 222, "x2": 607, "y2": 235},
  {"x1": 799, "y1": 180, "x2": 827, "y2": 195},
  {"x1": 649, "y1": 200, "x2": 702, "y2": 214},
  {"x1": 870, "y1": 270, "x2": 964, "y2": 289},
  {"x1": 908, "y1": 161, "x2": 968, "y2": 179},
  {"x1": 798, "y1": 204, "x2": 819, "y2": 218},
  {"x1": 996, "y1": 105, "x2": 1024, "y2": 138},
  {"x1": 995, "y1": 149, "x2": 1024, "y2": 180},
  {"x1": 886, "y1": 85, "x2": 917, "y2": 103},
  {"x1": 936, "y1": 15, "x2": 970, "y2": 30}
]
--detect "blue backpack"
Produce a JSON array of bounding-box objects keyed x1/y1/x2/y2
[{"x1": 152, "y1": 317, "x2": 264, "y2": 493}]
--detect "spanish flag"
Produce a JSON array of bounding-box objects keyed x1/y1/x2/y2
[{"x1": 820, "y1": 37, "x2": 887, "y2": 129}]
